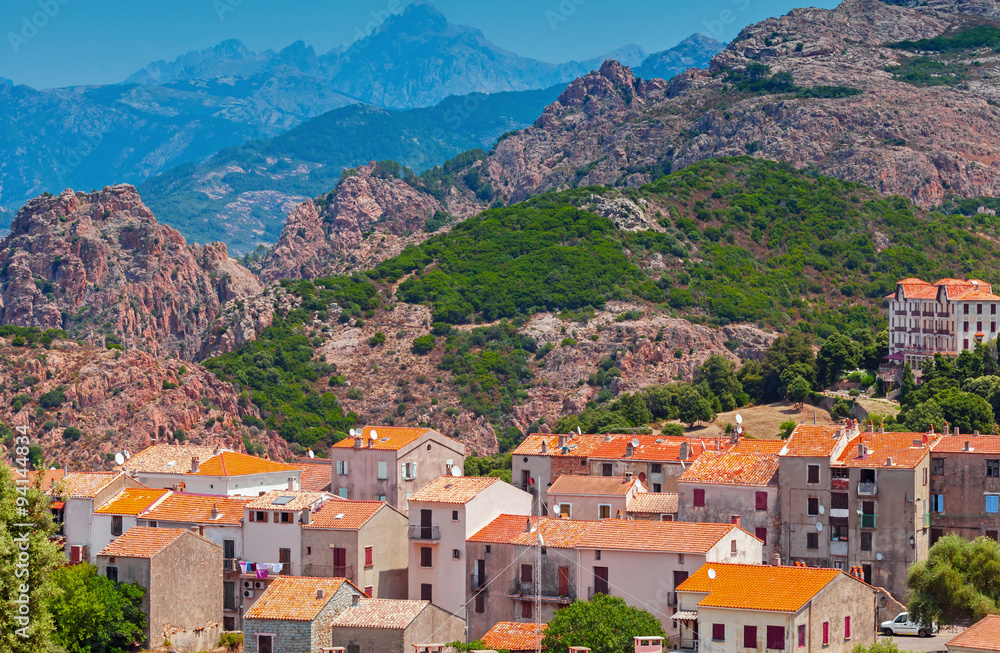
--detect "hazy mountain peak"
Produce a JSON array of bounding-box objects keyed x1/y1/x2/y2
[
  {"x1": 126, "y1": 38, "x2": 269, "y2": 85},
  {"x1": 633, "y1": 33, "x2": 725, "y2": 81},
  {"x1": 0, "y1": 77, "x2": 12, "y2": 87}
]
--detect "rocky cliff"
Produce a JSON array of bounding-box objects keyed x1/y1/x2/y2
[{"x1": 0, "y1": 185, "x2": 263, "y2": 357}]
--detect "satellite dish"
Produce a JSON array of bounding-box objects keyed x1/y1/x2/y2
[
  {"x1": 816, "y1": 522, "x2": 824, "y2": 532},
  {"x1": 819, "y1": 505, "x2": 825, "y2": 515},
  {"x1": 876, "y1": 552, "x2": 884, "y2": 561},
  {"x1": 370, "y1": 430, "x2": 378, "y2": 440},
  {"x1": 349, "y1": 428, "x2": 356, "y2": 437},
  {"x1": 114, "y1": 453, "x2": 125, "y2": 466},
  {"x1": 307, "y1": 449, "x2": 315, "y2": 459},
  {"x1": 631, "y1": 438, "x2": 640, "y2": 448},
  {"x1": 451, "y1": 467, "x2": 463, "y2": 478},
  {"x1": 707, "y1": 568, "x2": 717, "y2": 580},
  {"x1": 124, "y1": 451, "x2": 131, "y2": 460},
  {"x1": 736, "y1": 414, "x2": 743, "y2": 425}
]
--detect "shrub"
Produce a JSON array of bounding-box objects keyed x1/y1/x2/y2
[
  {"x1": 661, "y1": 423, "x2": 685, "y2": 436},
  {"x1": 63, "y1": 427, "x2": 82, "y2": 441},
  {"x1": 411, "y1": 335, "x2": 436, "y2": 355},
  {"x1": 39, "y1": 388, "x2": 67, "y2": 409},
  {"x1": 368, "y1": 332, "x2": 387, "y2": 347},
  {"x1": 218, "y1": 632, "x2": 244, "y2": 649},
  {"x1": 346, "y1": 388, "x2": 363, "y2": 400},
  {"x1": 162, "y1": 380, "x2": 178, "y2": 390}
]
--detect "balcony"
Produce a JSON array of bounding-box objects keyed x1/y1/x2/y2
[
  {"x1": 831, "y1": 478, "x2": 849, "y2": 491},
  {"x1": 922, "y1": 311, "x2": 935, "y2": 317},
  {"x1": 470, "y1": 574, "x2": 488, "y2": 592},
  {"x1": 858, "y1": 482, "x2": 878, "y2": 496},
  {"x1": 509, "y1": 579, "x2": 575, "y2": 603},
  {"x1": 408, "y1": 524, "x2": 441, "y2": 541},
  {"x1": 240, "y1": 561, "x2": 291, "y2": 576},
  {"x1": 302, "y1": 564, "x2": 356, "y2": 580},
  {"x1": 666, "y1": 590, "x2": 678, "y2": 606},
  {"x1": 861, "y1": 514, "x2": 877, "y2": 529},
  {"x1": 224, "y1": 558, "x2": 238, "y2": 573},
  {"x1": 830, "y1": 540, "x2": 848, "y2": 557}
]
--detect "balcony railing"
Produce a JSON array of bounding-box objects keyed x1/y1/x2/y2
[
  {"x1": 509, "y1": 579, "x2": 576, "y2": 603},
  {"x1": 408, "y1": 524, "x2": 441, "y2": 541},
  {"x1": 830, "y1": 478, "x2": 849, "y2": 491},
  {"x1": 470, "y1": 574, "x2": 488, "y2": 592},
  {"x1": 861, "y1": 514, "x2": 877, "y2": 529},
  {"x1": 830, "y1": 540, "x2": 848, "y2": 557},
  {"x1": 667, "y1": 590, "x2": 678, "y2": 606},
  {"x1": 240, "y1": 561, "x2": 291, "y2": 576},
  {"x1": 858, "y1": 482, "x2": 878, "y2": 496}
]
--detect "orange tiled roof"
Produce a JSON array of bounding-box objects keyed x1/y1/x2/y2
[
  {"x1": 780, "y1": 425, "x2": 848, "y2": 457},
  {"x1": 94, "y1": 488, "x2": 169, "y2": 515},
  {"x1": 731, "y1": 439, "x2": 786, "y2": 454},
  {"x1": 297, "y1": 457, "x2": 332, "y2": 492},
  {"x1": 244, "y1": 576, "x2": 352, "y2": 621},
  {"x1": 481, "y1": 621, "x2": 547, "y2": 651},
  {"x1": 305, "y1": 500, "x2": 384, "y2": 530},
  {"x1": 514, "y1": 433, "x2": 729, "y2": 462},
  {"x1": 121, "y1": 444, "x2": 218, "y2": 473},
  {"x1": 8, "y1": 468, "x2": 65, "y2": 490},
  {"x1": 141, "y1": 493, "x2": 252, "y2": 525},
  {"x1": 97, "y1": 527, "x2": 188, "y2": 558},
  {"x1": 56, "y1": 472, "x2": 120, "y2": 498},
  {"x1": 933, "y1": 435, "x2": 1000, "y2": 454},
  {"x1": 329, "y1": 599, "x2": 429, "y2": 629},
  {"x1": 191, "y1": 450, "x2": 301, "y2": 476},
  {"x1": 468, "y1": 514, "x2": 593, "y2": 548},
  {"x1": 407, "y1": 476, "x2": 500, "y2": 504},
  {"x1": 678, "y1": 451, "x2": 778, "y2": 487},
  {"x1": 332, "y1": 426, "x2": 442, "y2": 451},
  {"x1": 548, "y1": 475, "x2": 642, "y2": 497},
  {"x1": 947, "y1": 614, "x2": 1000, "y2": 652},
  {"x1": 246, "y1": 490, "x2": 328, "y2": 511},
  {"x1": 627, "y1": 492, "x2": 678, "y2": 515},
  {"x1": 836, "y1": 432, "x2": 940, "y2": 469},
  {"x1": 677, "y1": 563, "x2": 844, "y2": 612}
]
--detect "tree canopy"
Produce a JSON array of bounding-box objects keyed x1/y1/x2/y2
[
  {"x1": 540, "y1": 593, "x2": 668, "y2": 653},
  {"x1": 47, "y1": 563, "x2": 147, "y2": 653},
  {"x1": 907, "y1": 535, "x2": 1000, "y2": 626}
]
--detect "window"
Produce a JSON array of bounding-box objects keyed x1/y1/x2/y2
[
  {"x1": 822, "y1": 622, "x2": 829, "y2": 646},
  {"x1": 652, "y1": 483, "x2": 662, "y2": 493},
  {"x1": 830, "y1": 524, "x2": 849, "y2": 543},
  {"x1": 336, "y1": 460, "x2": 348, "y2": 475},
  {"x1": 965, "y1": 304, "x2": 971, "y2": 314},
  {"x1": 598, "y1": 504, "x2": 611, "y2": 520},
  {"x1": 451, "y1": 510, "x2": 459, "y2": 521},
  {"x1": 402, "y1": 462, "x2": 417, "y2": 480},
  {"x1": 258, "y1": 635, "x2": 274, "y2": 653},
  {"x1": 965, "y1": 339, "x2": 970, "y2": 350},
  {"x1": 979, "y1": 304, "x2": 984, "y2": 315},
  {"x1": 279, "y1": 512, "x2": 292, "y2": 523},
  {"x1": 364, "y1": 546, "x2": 373, "y2": 567},
  {"x1": 798, "y1": 625, "x2": 806, "y2": 648},
  {"x1": 987, "y1": 495, "x2": 999, "y2": 514},
  {"x1": 521, "y1": 564, "x2": 533, "y2": 584},
  {"x1": 452, "y1": 549, "x2": 460, "y2": 560},
  {"x1": 377, "y1": 461, "x2": 388, "y2": 480},
  {"x1": 988, "y1": 460, "x2": 1000, "y2": 477},
  {"x1": 420, "y1": 547, "x2": 432, "y2": 568},
  {"x1": 224, "y1": 581, "x2": 235, "y2": 610},
  {"x1": 475, "y1": 594, "x2": 485, "y2": 613},
  {"x1": 731, "y1": 539, "x2": 738, "y2": 555},
  {"x1": 111, "y1": 515, "x2": 122, "y2": 536},
  {"x1": 861, "y1": 532, "x2": 873, "y2": 551},
  {"x1": 931, "y1": 494, "x2": 944, "y2": 513},
  {"x1": 364, "y1": 586, "x2": 372, "y2": 597},
  {"x1": 923, "y1": 467, "x2": 928, "y2": 486},
  {"x1": 755, "y1": 527, "x2": 768, "y2": 545},
  {"x1": 979, "y1": 321, "x2": 984, "y2": 333},
  {"x1": 376, "y1": 493, "x2": 387, "y2": 501},
  {"x1": 713, "y1": 624, "x2": 726, "y2": 641},
  {"x1": 756, "y1": 491, "x2": 768, "y2": 511},
  {"x1": 594, "y1": 566, "x2": 609, "y2": 595},
  {"x1": 105, "y1": 566, "x2": 118, "y2": 582},
  {"x1": 831, "y1": 492, "x2": 848, "y2": 510},
  {"x1": 651, "y1": 463, "x2": 662, "y2": 474},
  {"x1": 807, "y1": 533, "x2": 819, "y2": 549},
  {"x1": 767, "y1": 625, "x2": 785, "y2": 650},
  {"x1": 595, "y1": 550, "x2": 601, "y2": 561},
  {"x1": 807, "y1": 464, "x2": 820, "y2": 484},
  {"x1": 807, "y1": 497, "x2": 819, "y2": 516},
  {"x1": 338, "y1": 488, "x2": 348, "y2": 499},
  {"x1": 844, "y1": 616, "x2": 851, "y2": 640},
  {"x1": 693, "y1": 489, "x2": 705, "y2": 507},
  {"x1": 522, "y1": 600, "x2": 533, "y2": 618},
  {"x1": 224, "y1": 616, "x2": 235, "y2": 631},
  {"x1": 485, "y1": 545, "x2": 491, "y2": 554},
  {"x1": 557, "y1": 503, "x2": 571, "y2": 518},
  {"x1": 420, "y1": 583, "x2": 432, "y2": 602},
  {"x1": 744, "y1": 625, "x2": 757, "y2": 649},
  {"x1": 601, "y1": 463, "x2": 613, "y2": 477}
]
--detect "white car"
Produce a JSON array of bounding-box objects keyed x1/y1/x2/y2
[{"x1": 881, "y1": 612, "x2": 938, "y2": 637}]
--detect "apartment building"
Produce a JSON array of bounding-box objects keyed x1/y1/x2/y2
[
  {"x1": 465, "y1": 514, "x2": 762, "y2": 640},
  {"x1": 547, "y1": 474, "x2": 645, "y2": 520},
  {"x1": 407, "y1": 476, "x2": 532, "y2": 617},
  {"x1": 779, "y1": 421, "x2": 938, "y2": 595},
  {"x1": 928, "y1": 434, "x2": 1000, "y2": 543},
  {"x1": 91, "y1": 487, "x2": 170, "y2": 561},
  {"x1": 676, "y1": 563, "x2": 875, "y2": 653},
  {"x1": 330, "y1": 426, "x2": 466, "y2": 512},
  {"x1": 678, "y1": 439, "x2": 784, "y2": 563},
  {"x1": 243, "y1": 490, "x2": 331, "y2": 577},
  {"x1": 884, "y1": 278, "x2": 1000, "y2": 383}
]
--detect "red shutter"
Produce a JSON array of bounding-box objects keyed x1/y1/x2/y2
[
  {"x1": 798, "y1": 625, "x2": 806, "y2": 648},
  {"x1": 755, "y1": 527, "x2": 768, "y2": 545},
  {"x1": 364, "y1": 546, "x2": 373, "y2": 567},
  {"x1": 744, "y1": 626, "x2": 757, "y2": 649},
  {"x1": 713, "y1": 624, "x2": 725, "y2": 641},
  {"x1": 693, "y1": 488, "x2": 705, "y2": 507},
  {"x1": 364, "y1": 586, "x2": 373, "y2": 597},
  {"x1": 767, "y1": 626, "x2": 785, "y2": 650},
  {"x1": 822, "y1": 622, "x2": 829, "y2": 645},
  {"x1": 756, "y1": 491, "x2": 768, "y2": 510},
  {"x1": 845, "y1": 616, "x2": 851, "y2": 639}
]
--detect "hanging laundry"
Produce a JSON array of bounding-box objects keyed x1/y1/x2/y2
[
  {"x1": 270, "y1": 563, "x2": 283, "y2": 574},
  {"x1": 248, "y1": 562, "x2": 257, "y2": 572},
  {"x1": 256, "y1": 567, "x2": 269, "y2": 579},
  {"x1": 239, "y1": 561, "x2": 248, "y2": 574}
]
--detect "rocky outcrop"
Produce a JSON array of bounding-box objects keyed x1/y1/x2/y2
[{"x1": 0, "y1": 185, "x2": 263, "y2": 358}]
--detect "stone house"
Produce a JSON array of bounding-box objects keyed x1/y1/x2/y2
[
  {"x1": 676, "y1": 562, "x2": 875, "y2": 653},
  {"x1": 330, "y1": 426, "x2": 466, "y2": 513},
  {"x1": 626, "y1": 492, "x2": 679, "y2": 521},
  {"x1": 929, "y1": 434, "x2": 1000, "y2": 544},
  {"x1": 407, "y1": 476, "x2": 532, "y2": 616},
  {"x1": 243, "y1": 576, "x2": 364, "y2": 653},
  {"x1": 96, "y1": 527, "x2": 222, "y2": 652},
  {"x1": 329, "y1": 598, "x2": 465, "y2": 653},
  {"x1": 547, "y1": 474, "x2": 645, "y2": 520},
  {"x1": 947, "y1": 614, "x2": 1000, "y2": 653},
  {"x1": 301, "y1": 498, "x2": 409, "y2": 599},
  {"x1": 466, "y1": 514, "x2": 762, "y2": 640}
]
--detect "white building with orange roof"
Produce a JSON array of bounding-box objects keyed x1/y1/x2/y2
[
  {"x1": 465, "y1": 514, "x2": 762, "y2": 640},
  {"x1": 52, "y1": 470, "x2": 147, "y2": 564},
  {"x1": 547, "y1": 474, "x2": 645, "y2": 520},
  {"x1": 479, "y1": 621, "x2": 547, "y2": 652},
  {"x1": 91, "y1": 487, "x2": 170, "y2": 562},
  {"x1": 675, "y1": 562, "x2": 875, "y2": 653},
  {"x1": 406, "y1": 475, "x2": 532, "y2": 618},
  {"x1": 121, "y1": 444, "x2": 303, "y2": 496},
  {"x1": 330, "y1": 426, "x2": 465, "y2": 512},
  {"x1": 779, "y1": 421, "x2": 940, "y2": 597},
  {"x1": 243, "y1": 490, "x2": 332, "y2": 579},
  {"x1": 884, "y1": 277, "x2": 1000, "y2": 384}
]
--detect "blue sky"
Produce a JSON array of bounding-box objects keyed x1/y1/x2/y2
[{"x1": 2, "y1": 0, "x2": 840, "y2": 89}]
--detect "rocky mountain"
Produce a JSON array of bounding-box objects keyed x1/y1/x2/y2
[
  {"x1": 0, "y1": 185, "x2": 262, "y2": 358},
  {"x1": 136, "y1": 85, "x2": 564, "y2": 254},
  {"x1": 633, "y1": 33, "x2": 727, "y2": 80},
  {"x1": 125, "y1": 39, "x2": 274, "y2": 85}
]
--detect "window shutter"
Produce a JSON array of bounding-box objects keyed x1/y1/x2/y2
[
  {"x1": 412, "y1": 462, "x2": 417, "y2": 478},
  {"x1": 401, "y1": 462, "x2": 407, "y2": 479},
  {"x1": 845, "y1": 616, "x2": 851, "y2": 639}
]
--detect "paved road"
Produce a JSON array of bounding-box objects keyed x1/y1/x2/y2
[{"x1": 878, "y1": 632, "x2": 957, "y2": 653}]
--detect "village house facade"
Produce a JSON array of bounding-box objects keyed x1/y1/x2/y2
[
  {"x1": 329, "y1": 598, "x2": 466, "y2": 653},
  {"x1": 242, "y1": 490, "x2": 331, "y2": 577},
  {"x1": 929, "y1": 434, "x2": 1000, "y2": 544},
  {"x1": 54, "y1": 471, "x2": 148, "y2": 564},
  {"x1": 546, "y1": 474, "x2": 645, "y2": 520}
]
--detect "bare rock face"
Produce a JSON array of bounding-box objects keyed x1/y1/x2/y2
[
  {"x1": 0, "y1": 337, "x2": 289, "y2": 470},
  {"x1": 0, "y1": 185, "x2": 264, "y2": 358}
]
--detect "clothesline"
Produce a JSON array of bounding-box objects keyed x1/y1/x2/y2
[{"x1": 238, "y1": 561, "x2": 286, "y2": 578}]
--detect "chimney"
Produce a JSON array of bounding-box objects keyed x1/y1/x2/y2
[
  {"x1": 301, "y1": 509, "x2": 312, "y2": 525},
  {"x1": 541, "y1": 440, "x2": 549, "y2": 454},
  {"x1": 625, "y1": 472, "x2": 634, "y2": 483},
  {"x1": 878, "y1": 425, "x2": 885, "y2": 434},
  {"x1": 287, "y1": 478, "x2": 295, "y2": 490},
  {"x1": 771, "y1": 552, "x2": 782, "y2": 567},
  {"x1": 965, "y1": 441, "x2": 971, "y2": 452},
  {"x1": 634, "y1": 637, "x2": 664, "y2": 653},
  {"x1": 974, "y1": 430, "x2": 980, "y2": 437},
  {"x1": 316, "y1": 589, "x2": 325, "y2": 600},
  {"x1": 198, "y1": 525, "x2": 205, "y2": 537},
  {"x1": 679, "y1": 442, "x2": 690, "y2": 461},
  {"x1": 858, "y1": 443, "x2": 865, "y2": 458},
  {"x1": 731, "y1": 515, "x2": 741, "y2": 527},
  {"x1": 922, "y1": 433, "x2": 928, "y2": 444},
  {"x1": 886, "y1": 457, "x2": 893, "y2": 467},
  {"x1": 210, "y1": 503, "x2": 219, "y2": 520},
  {"x1": 525, "y1": 518, "x2": 532, "y2": 533},
  {"x1": 955, "y1": 427, "x2": 960, "y2": 436},
  {"x1": 558, "y1": 434, "x2": 568, "y2": 448},
  {"x1": 191, "y1": 456, "x2": 200, "y2": 473}
]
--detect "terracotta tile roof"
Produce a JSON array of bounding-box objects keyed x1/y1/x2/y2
[
  {"x1": 677, "y1": 563, "x2": 843, "y2": 612},
  {"x1": 679, "y1": 451, "x2": 779, "y2": 487},
  {"x1": 587, "y1": 435, "x2": 728, "y2": 463},
  {"x1": 56, "y1": 472, "x2": 120, "y2": 498},
  {"x1": 141, "y1": 493, "x2": 252, "y2": 525},
  {"x1": 407, "y1": 476, "x2": 500, "y2": 504},
  {"x1": 947, "y1": 615, "x2": 1000, "y2": 652},
  {"x1": 468, "y1": 514, "x2": 593, "y2": 548},
  {"x1": 731, "y1": 439, "x2": 786, "y2": 454},
  {"x1": 548, "y1": 475, "x2": 642, "y2": 497},
  {"x1": 8, "y1": 468, "x2": 65, "y2": 490},
  {"x1": 244, "y1": 576, "x2": 351, "y2": 621},
  {"x1": 331, "y1": 426, "x2": 443, "y2": 451},
  {"x1": 97, "y1": 527, "x2": 187, "y2": 558},
  {"x1": 121, "y1": 444, "x2": 218, "y2": 473},
  {"x1": 481, "y1": 621, "x2": 547, "y2": 651},
  {"x1": 780, "y1": 425, "x2": 848, "y2": 457},
  {"x1": 329, "y1": 598, "x2": 428, "y2": 629},
  {"x1": 94, "y1": 488, "x2": 169, "y2": 515},
  {"x1": 191, "y1": 451, "x2": 301, "y2": 476},
  {"x1": 951, "y1": 287, "x2": 1000, "y2": 302},
  {"x1": 933, "y1": 435, "x2": 1000, "y2": 454},
  {"x1": 836, "y1": 432, "x2": 940, "y2": 469},
  {"x1": 297, "y1": 457, "x2": 332, "y2": 492},
  {"x1": 627, "y1": 492, "x2": 679, "y2": 515},
  {"x1": 246, "y1": 490, "x2": 329, "y2": 512},
  {"x1": 304, "y1": 499, "x2": 384, "y2": 530},
  {"x1": 512, "y1": 434, "x2": 604, "y2": 457}
]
